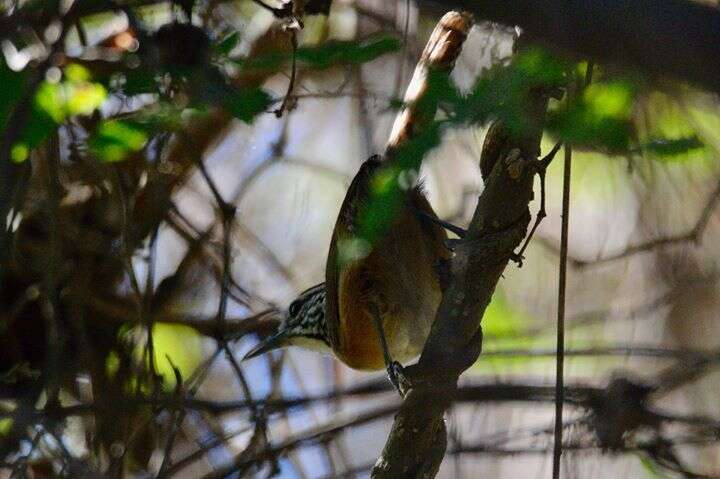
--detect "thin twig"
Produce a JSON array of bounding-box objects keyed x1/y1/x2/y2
[
  {"x1": 274, "y1": 29, "x2": 299, "y2": 117},
  {"x1": 553, "y1": 62, "x2": 593, "y2": 478},
  {"x1": 552, "y1": 121, "x2": 572, "y2": 479},
  {"x1": 513, "y1": 141, "x2": 563, "y2": 262},
  {"x1": 540, "y1": 175, "x2": 720, "y2": 267},
  {"x1": 156, "y1": 358, "x2": 185, "y2": 479},
  {"x1": 250, "y1": 0, "x2": 291, "y2": 17}
]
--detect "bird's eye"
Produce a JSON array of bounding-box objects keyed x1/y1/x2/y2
[{"x1": 288, "y1": 300, "x2": 301, "y2": 317}]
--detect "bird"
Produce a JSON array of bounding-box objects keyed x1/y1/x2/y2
[{"x1": 243, "y1": 12, "x2": 474, "y2": 388}]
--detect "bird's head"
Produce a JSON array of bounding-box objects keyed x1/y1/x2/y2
[{"x1": 242, "y1": 284, "x2": 330, "y2": 361}]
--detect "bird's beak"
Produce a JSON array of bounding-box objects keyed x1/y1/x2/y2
[{"x1": 242, "y1": 329, "x2": 290, "y2": 361}]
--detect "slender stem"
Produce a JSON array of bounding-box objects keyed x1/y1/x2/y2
[
  {"x1": 552, "y1": 62, "x2": 593, "y2": 478},
  {"x1": 552, "y1": 140, "x2": 571, "y2": 479},
  {"x1": 274, "y1": 30, "x2": 299, "y2": 117}
]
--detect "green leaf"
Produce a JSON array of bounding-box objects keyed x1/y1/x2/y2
[
  {"x1": 237, "y1": 36, "x2": 401, "y2": 74},
  {"x1": 16, "y1": 66, "x2": 109, "y2": 158},
  {"x1": 11, "y1": 144, "x2": 29, "y2": 163},
  {"x1": 123, "y1": 69, "x2": 158, "y2": 95},
  {"x1": 0, "y1": 418, "x2": 12, "y2": 436},
  {"x1": 637, "y1": 93, "x2": 710, "y2": 164},
  {"x1": 35, "y1": 82, "x2": 65, "y2": 123},
  {"x1": 215, "y1": 31, "x2": 240, "y2": 57},
  {"x1": 152, "y1": 323, "x2": 203, "y2": 390},
  {"x1": 548, "y1": 81, "x2": 635, "y2": 152},
  {"x1": 642, "y1": 135, "x2": 703, "y2": 157},
  {"x1": 352, "y1": 124, "x2": 442, "y2": 254},
  {"x1": 296, "y1": 36, "x2": 401, "y2": 69},
  {"x1": 222, "y1": 88, "x2": 272, "y2": 122},
  {"x1": 64, "y1": 62, "x2": 92, "y2": 82},
  {"x1": 458, "y1": 49, "x2": 569, "y2": 137},
  {"x1": 35, "y1": 71, "x2": 107, "y2": 123},
  {"x1": 637, "y1": 454, "x2": 673, "y2": 479},
  {"x1": 0, "y1": 60, "x2": 27, "y2": 131},
  {"x1": 90, "y1": 120, "x2": 148, "y2": 162},
  {"x1": 515, "y1": 47, "x2": 567, "y2": 86}
]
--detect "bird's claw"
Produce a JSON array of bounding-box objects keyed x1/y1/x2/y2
[
  {"x1": 510, "y1": 252, "x2": 525, "y2": 267},
  {"x1": 387, "y1": 361, "x2": 412, "y2": 397}
]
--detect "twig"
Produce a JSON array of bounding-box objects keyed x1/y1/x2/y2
[
  {"x1": 372, "y1": 21, "x2": 552, "y2": 478},
  {"x1": 156, "y1": 358, "x2": 185, "y2": 479},
  {"x1": 251, "y1": 0, "x2": 292, "y2": 17},
  {"x1": 200, "y1": 401, "x2": 402, "y2": 479},
  {"x1": 552, "y1": 120, "x2": 572, "y2": 479},
  {"x1": 513, "y1": 141, "x2": 562, "y2": 263},
  {"x1": 536, "y1": 167, "x2": 720, "y2": 268},
  {"x1": 274, "y1": 29, "x2": 299, "y2": 117},
  {"x1": 552, "y1": 61, "x2": 592, "y2": 479}
]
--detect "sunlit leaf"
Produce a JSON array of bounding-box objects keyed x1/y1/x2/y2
[
  {"x1": 21, "y1": 69, "x2": 108, "y2": 158},
  {"x1": 106, "y1": 350, "x2": 120, "y2": 378},
  {"x1": 65, "y1": 82, "x2": 107, "y2": 116},
  {"x1": 36, "y1": 74, "x2": 107, "y2": 122},
  {"x1": 548, "y1": 80, "x2": 635, "y2": 152},
  {"x1": 637, "y1": 93, "x2": 710, "y2": 163},
  {"x1": 35, "y1": 82, "x2": 65, "y2": 123},
  {"x1": 584, "y1": 82, "x2": 633, "y2": 118},
  {"x1": 11, "y1": 143, "x2": 29, "y2": 163},
  {"x1": 0, "y1": 418, "x2": 12, "y2": 437},
  {"x1": 64, "y1": 63, "x2": 92, "y2": 82},
  {"x1": 152, "y1": 323, "x2": 203, "y2": 389},
  {"x1": 90, "y1": 120, "x2": 148, "y2": 162}
]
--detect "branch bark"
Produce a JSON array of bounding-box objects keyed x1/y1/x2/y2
[
  {"x1": 371, "y1": 37, "x2": 552, "y2": 478},
  {"x1": 420, "y1": 0, "x2": 720, "y2": 94}
]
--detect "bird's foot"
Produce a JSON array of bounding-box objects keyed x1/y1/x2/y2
[
  {"x1": 387, "y1": 361, "x2": 412, "y2": 398},
  {"x1": 509, "y1": 251, "x2": 525, "y2": 267}
]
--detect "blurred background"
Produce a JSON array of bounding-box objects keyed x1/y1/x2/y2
[{"x1": 2, "y1": 0, "x2": 720, "y2": 477}]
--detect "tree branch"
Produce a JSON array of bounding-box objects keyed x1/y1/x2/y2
[{"x1": 372, "y1": 33, "x2": 553, "y2": 477}]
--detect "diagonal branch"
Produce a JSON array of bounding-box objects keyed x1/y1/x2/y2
[{"x1": 372, "y1": 30, "x2": 555, "y2": 478}]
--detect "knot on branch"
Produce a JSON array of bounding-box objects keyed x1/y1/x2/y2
[{"x1": 452, "y1": 214, "x2": 530, "y2": 272}]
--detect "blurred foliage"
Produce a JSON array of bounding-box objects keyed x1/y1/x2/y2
[
  {"x1": 483, "y1": 291, "x2": 528, "y2": 339},
  {"x1": 638, "y1": 455, "x2": 673, "y2": 479},
  {"x1": 0, "y1": 62, "x2": 27, "y2": 130},
  {"x1": 3, "y1": 2, "x2": 720, "y2": 475},
  {"x1": 151, "y1": 323, "x2": 204, "y2": 389},
  {"x1": 547, "y1": 80, "x2": 635, "y2": 152},
  {"x1": 0, "y1": 3, "x2": 405, "y2": 466},
  {"x1": 10, "y1": 64, "x2": 108, "y2": 161},
  {"x1": 350, "y1": 46, "x2": 720, "y2": 260},
  {"x1": 90, "y1": 119, "x2": 148, "y2": 162},
  {"x1": 352, "y1": 48, "x2": 569, "y2": 253},
  {"x1": 104, "y1": 323, "x2": 203, "y2": 391},
  {"x1": 236, "y1": 35, "x2": 400, "y2": 72}
]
